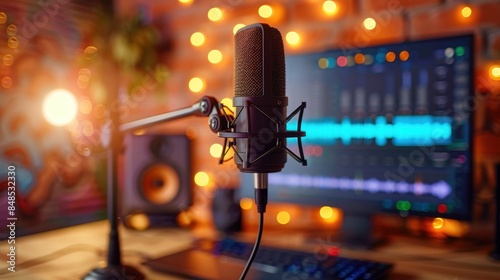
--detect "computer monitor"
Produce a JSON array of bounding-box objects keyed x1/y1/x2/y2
[{"x1": 239, "y1": 34, "x2": 474, "y2": 247}]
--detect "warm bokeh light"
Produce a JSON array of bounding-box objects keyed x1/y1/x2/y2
[
  {"x1": 189, "y1": 77, "x2": 204, "y2": 93},
  {"x1": 177, "y1": 210, "x2": 194, "y2": 227},
  {"x1": 286, "y1": 31, "x2": 300, "y2": 45},
  {"x1": 81, "y1": 120, "x2": 94, "y2": 137},
  {"x1": 127, "y1": 213, "x2": 150, "y2": 231},
  {"x1": 3, "y1": 54, "x2": 13, "y2": 66},
  {"x1": 42, "y1": 89, "x2": 78, "y2": 126},
  {"x1": 178, "y1": 0, "x2": 192, "y2": 4},
  {"x1": 208, "y1": 7, "x2": 223, "y2": 21},
  {"x1": 7, "y1": 37, "x2": 18, "y2": 49},
  {"x1": 1, "y1": 77, "x2": 12, "y2": 88},
  {"x1": 276, "y1": 211, "x2": 291, "y2": 225},
  {"x1": 233, "y1": 23, "x2": 245, "y2": 34},
  {"x1": 208, "y1": 49, "x2": 222, "y2": 64},
  {"x1": 386, "y1": 51, "x2": 396, "y2": 62},
  {"x1": 432, "y1": 217, "x2": 444, "y2": 229},
  {"x1": 363, "y1": 17, "x2": 376, "y2": 30},
  {"x1": 190, "y1": 32, "x2": 205, "y2": 47},
  {"x1": 221, "y1": 97, "x2": 233, "y2": 110},
  {"x1": 210, "y1": 143, "x2": 223, "y2": 158},
  {"x1": 489, "y1": 65, "x2": 500, "y2": 81},
  {"x1": 319, "y1": 206, "x2": 334, "y2": 219},
  {"x1": 322, "y1": 0, "x2": 337, "y2": 15},
  {"x1": 84, "y1": 46, "x2": 98, "y2": 60},
  {"x1": 6, "y1": 24, "x2": 17, "y2": 36},
  {"x1": 194, "y1": 171, "x2": 210, "y2": 187},
  {"x1": 399, "y1": 50, "x2": 410, "y2": 61},
  {"x1": 461, "y1": 6, "x2": 472, "y2": 18},
  {"x1": 0, "y1": 12, "x2": 7, "y2": 24},
  {"x1": 354, "y1": 53, "x2": 365, "y2": 64},
  {"x1": 240, "y1": 198, "x2": 253, "y2": 210},
  {"x1": 258, "y1": 5, "x2": 273, "y2": 18}
]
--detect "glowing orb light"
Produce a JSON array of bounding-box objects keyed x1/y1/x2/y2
[{"x1": 42, "y1": 89, "x2": 78, "y2": 126}]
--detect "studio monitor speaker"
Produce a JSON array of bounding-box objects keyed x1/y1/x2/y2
[{"x1": 122, "y1": 134, "x2": 192, "y2": 228}]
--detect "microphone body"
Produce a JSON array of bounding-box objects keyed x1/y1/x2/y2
[{"x1": 233, "y1": 23, "x2": 287, "y2": 174}]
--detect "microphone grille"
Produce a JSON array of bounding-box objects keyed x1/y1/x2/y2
[{"x1": 234, "y1": 23, "x2": 285, "y2": 97}]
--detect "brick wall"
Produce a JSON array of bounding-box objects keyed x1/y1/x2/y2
[{"x1": 116, "y1": 0, "x2": 500, "y2": 230}]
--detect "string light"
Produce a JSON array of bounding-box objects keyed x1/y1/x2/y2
[
  {"x1": 189, "y1": 77, "x2": 204, "y2": 93},
  {"x1": 84, "y1": 46, "x2": 98, "y2": 60},
  {"x1": 7, "y1": 37, "x2": 18, "y2": 48},
  {"x1": 461, "y1": 6, "x2": 472, "y2": 18},
  {"x1": 208, "y1": 7, "x2": 223, "y2": 21},
  {"x1": 221, "y1": 97, "x2": 233, "y2": 110},
  {"x1": 233, "y1": 23, "x2": 245, "y2": 34},
  {"x1": 432, "y1": 218, "x2": 444, "y2": 229},
  {"x1": 240, "y1": 198, "x2": 253, "y2": 210},
  {"x1": 276, "y1": 211, "x2": 291, "y2": 225},
  {"x1": 258, "y1": 5, "x2": 273, "y2": 18},
  {"x1": 363, "y1": 17, "x2": 376, "y2": 30},
  {"x1": 3, "y1": 54, "x2": 13, "y2": 66},
  {"x1": 0, "y1": 12, "x2": 7, "y2": 24},
  {"x1": 319, "y1": 206, "x2": 334, "y2": 219},
  {"x1": 190, "y1": 32, "x2": 205, "y2": 47},
  {"x1": 194, "y1": 171, "x2": 210, "y2": 187},
  {"x1": 127, "y1": 213, "x2": 150, "y2": 231},
  {"x1": 209, "y1": 143, "x2": 223, "y2": 158},
  {"x1": 286, "y1": 31, "x2": 300, "y2": 45},
  {"x1": 208, "y1": 49, "x2": 222, "y2": 64},
  {"x1": 322, "y1": 0, "x2": 337, "y2": 15},
  {"x1": 6, "y1": 24, "x2": 17, "y2": 36},
  {"x1": 490, "y1": 65, "x2": 500, "y2": 81}
]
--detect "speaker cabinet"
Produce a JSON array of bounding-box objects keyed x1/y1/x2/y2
[{"x1": 122, "y1": 134, "x2": 192, "y2": 227}]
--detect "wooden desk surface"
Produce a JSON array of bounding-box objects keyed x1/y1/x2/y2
[{"x1": 1, "y1": 220, "x2": 499, "y2": 280}]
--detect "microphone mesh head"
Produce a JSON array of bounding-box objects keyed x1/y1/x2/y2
[{"x1": 234, "y1": 23, "x2": 285, "y2": 97}]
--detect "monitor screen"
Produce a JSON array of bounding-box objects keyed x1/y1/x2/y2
[{"x1": 239, "y1": 34, "x2": 474, "y2": 245}]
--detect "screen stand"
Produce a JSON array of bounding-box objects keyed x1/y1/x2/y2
[{"x1": 330, "y1": 212, "x2": 385, "y2": 250}]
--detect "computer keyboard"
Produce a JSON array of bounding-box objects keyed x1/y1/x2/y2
[{"x1": 194, "y1": 237, "x2": 393, "y2": 280}]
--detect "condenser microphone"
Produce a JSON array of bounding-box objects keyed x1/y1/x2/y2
[
  {"x1": 233, "y1": 23, "x2": 287, "y2": 173},
  {"x1": 219, "y1": 23, "x2": 307, "y2": 280},
  {"x1": 218, "y1": 23, "x2": 307, "y2": 211},
  {"x1": 222, "y1": 22, "x2": 307, "y2": 176}
]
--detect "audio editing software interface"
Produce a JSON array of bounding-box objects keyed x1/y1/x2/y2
[{"x1": 243, "y1": 35, "x2": 474, "y2": 220}]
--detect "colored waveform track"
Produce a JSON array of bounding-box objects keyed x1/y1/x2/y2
[
  {"x1": 290, "y1": 115, "x2": 452, "y2": 146},
  {"x1": 269, "y1": 173, "x2": 452, "y2": 199}
]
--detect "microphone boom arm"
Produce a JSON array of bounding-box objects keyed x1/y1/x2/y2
[{"x1": 119, "y1": 96, "x2": 230, "y2": 133}]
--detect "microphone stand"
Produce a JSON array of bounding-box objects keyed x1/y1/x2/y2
[{"x1": 83, "y1": 96, "x2": 230, "y2": 280}]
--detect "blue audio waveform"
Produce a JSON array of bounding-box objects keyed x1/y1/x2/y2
[
  {"x1": 269, "y1": 173, "x2": 452, "y2": 199},
  {"x1": 290, "y1": 115, "x2": 452, "y2": 146}
]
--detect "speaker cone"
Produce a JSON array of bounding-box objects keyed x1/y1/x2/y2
[{"x1": 140, "y1": 163, "x2": 179, "y2": 205}]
